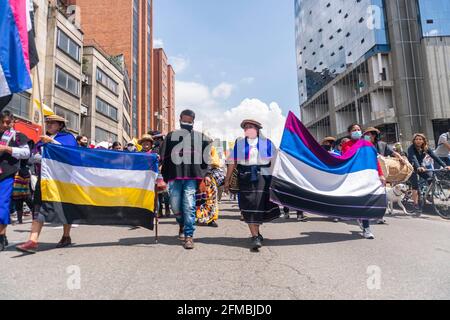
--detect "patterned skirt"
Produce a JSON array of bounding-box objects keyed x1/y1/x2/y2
[{"x1": 238, "y1": 166, "x2": 280, "y2": 225}]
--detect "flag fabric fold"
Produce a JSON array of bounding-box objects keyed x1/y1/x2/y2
[
  {"x1": 0, "y1": 0, "x2": 33, "y2": 99},
  {"x1": 40, "y1": 144, "x2": 158, "y2": 230},
  {"x1": 270, "y1": 112, "x2": 386, "y2": 220}
]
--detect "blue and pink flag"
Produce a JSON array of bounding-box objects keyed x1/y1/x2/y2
[
  {"x1": 270, "y1": 112, "x2": 386, "y2": 219},
  {"x1": 0, "y1": 0, "x2": 33, "y2": 98}
]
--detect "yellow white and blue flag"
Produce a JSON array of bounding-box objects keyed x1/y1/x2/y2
[{"x1": 40, "y1": 144, "x2": 158, "y2": 230}]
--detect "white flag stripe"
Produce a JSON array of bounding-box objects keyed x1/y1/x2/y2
[
  {"x1": 273, "y1": 150, "x2": 384, "y2": 197},
  {"x1": 42, "y1": 158, "x2": 157, "y2": 191}
]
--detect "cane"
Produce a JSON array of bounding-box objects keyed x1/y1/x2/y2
[{"x1": 154, "y1": 188, "x2": 159, "y2": 244}]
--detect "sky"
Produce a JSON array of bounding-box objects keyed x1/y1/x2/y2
[{"x1": 153, "y1": 0, "x2": 299, "y2": 144}]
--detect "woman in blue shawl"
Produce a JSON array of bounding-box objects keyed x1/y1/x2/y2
[
  {"x1": 16, "y1": 115, "x2": 77, "y2": 254},
  {"x1": 224, "y1": 119, "x2": 280, "y2": 252}
]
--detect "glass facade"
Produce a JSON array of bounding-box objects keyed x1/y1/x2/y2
[
  {"x1": 295, "y1": 0, "x2": 389, "y2": 104},
  {"x1": 418, "y1": 0, "x2": 450, "y2": 37}
]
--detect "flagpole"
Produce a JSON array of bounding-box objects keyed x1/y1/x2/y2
[
  {"x1": 35, "y1": 66, "x2": 46, "y2": 135},
  {"x1": 154, "y1": 192, "x2": 159, "y2": 243}
]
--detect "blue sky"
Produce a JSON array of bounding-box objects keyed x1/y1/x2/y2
[{"x1": 153, "y1": 0, "x2": 299, "y2": 142}]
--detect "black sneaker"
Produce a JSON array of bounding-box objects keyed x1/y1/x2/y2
[
  {"x1": 208, "y1": 221, "x2": 219, "y2": 228},
  {"x1": 251, "y1": 236, "x2": 262, "y2": 251},
  {"x1": 0, "y1": 235, "x2": 6, "y2": 252},
  {"x1": 257, "y1": 233, "x2": 264, "y2": 242}
]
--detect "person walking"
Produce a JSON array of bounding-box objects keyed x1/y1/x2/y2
[
  {"x1": 196, "y1": 146, "x2": 225, "y2": 227},
  {"x1": 16, "y1": 115, "x2": 77, "y2": 254},
  {"x1": 0, "y1": 111, "x2": 31, "y2": 252},
  {"x1": 159, "y1": 110, "x2": 212, "y2": 250},
  {"x1": 224, "y1": 119, "x2": 280, "y2": 251},
  {"x1": 435, "y1": 128, "x2": 450, "y2": 168},
  {"x1": 342, "y1": 124, "x2": 386, "y2": 239}
]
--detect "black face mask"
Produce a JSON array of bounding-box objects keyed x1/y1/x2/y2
[
  {"x1": 321, "y1": 145, "x2": 332, "y2": 152},
  {"x1": 180, "y1": 122, "x2": 193, "y2": 131}
]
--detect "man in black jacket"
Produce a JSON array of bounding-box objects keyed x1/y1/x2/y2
[{"x1": 159, "y1": 110, "x2": 212, "y2": 250}]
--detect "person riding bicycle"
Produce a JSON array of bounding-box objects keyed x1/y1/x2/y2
[{"x1": 407, "y1": 133, "x2": 450, "y2": 214}]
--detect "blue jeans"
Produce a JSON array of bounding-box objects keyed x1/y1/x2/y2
[{"x1": 169, "y1": 180, "x2": 198, "y2": 237}]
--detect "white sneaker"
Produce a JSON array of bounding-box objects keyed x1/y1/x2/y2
[
  {"x1": 280, "y1": 213, "x2": 290, "y2": 219},
  {"x1": 363, "y1": 228, "x2": 375, "y2": 239},
  {"x1": 376, "y1": 218, "x2": 386, "y2": 225}
]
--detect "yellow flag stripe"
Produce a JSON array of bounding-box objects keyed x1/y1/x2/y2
[{"x1": 41, "y1": 179, "x2": 155, "y2": 211}]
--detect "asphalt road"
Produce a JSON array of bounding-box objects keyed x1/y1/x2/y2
[{"x1": 1, "y1": 200, "x2": 450, "y2": 300}]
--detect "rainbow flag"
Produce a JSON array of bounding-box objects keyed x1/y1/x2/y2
[
  {"x1": 270, "y1": 112, "x2": 386, "y2": 219},
  {"x1": 40, "y1": 144, "x2": 158, "y2": 230}
]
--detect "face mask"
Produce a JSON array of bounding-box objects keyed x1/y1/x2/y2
[
  {"x1": 321, "y1": 145, "x2": 332, "y2": 152},
  {"x1": 363, "y1": 135, "x2": 372, "y2": 142},
  {"x1": 127, "y1": 146, "x2": 135, "y2": 152},
  {"x1": 244, "y1": 128, "x2": 258, "y2": 139},
  {"x1": 351, "y1": 131, "x2": 362, "y2": 140},
  {"x1": 180, "y1": 122, "x2": 193, "y2": 131}
]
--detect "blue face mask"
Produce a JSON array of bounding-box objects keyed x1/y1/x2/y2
[{"x1": 351, "y1": 131, "x2": 362, "y2": 140}]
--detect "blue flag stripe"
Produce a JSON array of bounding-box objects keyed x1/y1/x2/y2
[
  {"x1": 42, "y1": 144, "x2": 158, "y2": 172},
  {"x1": 281, "y1": 129, "x2": 378, "y2": 175}
]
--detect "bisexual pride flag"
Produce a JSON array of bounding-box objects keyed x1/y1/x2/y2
[
  {"x1": 40, "y1": 144, "x2": 158, "y2": 230},
  {"x1": 0, "y1": 0, "x2": 34, "y2": 99},
  {"x1": 270, "y1": 112, "x2": 386, "y2": 220}
]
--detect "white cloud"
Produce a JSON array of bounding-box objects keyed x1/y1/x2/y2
[
  {"x1": 240, "y1": 77, "x2": 255, "y2": 85},
  {"x1": 212, "y1": 82, "x2": 234, "y2": 99},
  {"x1": 175, "y1": 79, "x2": 286, "y2": 146},
  {"x1": 175, "y1": 80, "x2": 217, "y2": 109},
  {"x1": 153, "y1": 38, "x2": 164, "y2": 48},
  {"x1": 169, "y1": 56, "x2": 190, "y2": 74}
]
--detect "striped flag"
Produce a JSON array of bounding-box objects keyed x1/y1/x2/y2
[
  {"x1": 270, "y1": 112, "x2": 386, "y2": 220},
  {"x1": 40, "y1": 144, "x2": 158, "y2": 230},
  {"x1": 0, "y1": 0, "x2": 33, "y2": 100}
]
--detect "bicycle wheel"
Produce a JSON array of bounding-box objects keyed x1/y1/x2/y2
[{"x1": 432, "y1": 182, "x2": 450, "y2": 220}]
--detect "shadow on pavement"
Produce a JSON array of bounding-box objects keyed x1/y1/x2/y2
[{"x1": 7, "y1": 230, "x2": 363, "y2": 256}]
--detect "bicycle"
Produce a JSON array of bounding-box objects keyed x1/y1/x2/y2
[{"x1": 418, "y1": 169, "x2": 450, "y2": 220}]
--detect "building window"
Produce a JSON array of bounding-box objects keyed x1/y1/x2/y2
[
  {"x1": 123, "y1": 93, "x2": 131, "y2": 115},
  {"x1": 55, "y1": 67, "x2": 80, "y2": 97},
  {"x1": 96, "y1": 68, "x2": 118, "y2": 95},
  {"x1": 54, "y1": 105, "x2": 79, "y2": 132},
  {"x1": 57, "y1": 29, "x2": 80, "y2": 62},
  {"x1": 96, "y1": 97, "x2": 118, "y2": 121},
  {"x1": 123, "y1": 117, "x2": 131, "y2": 136},
  {"x1": 4, "y1": 92, "x2": 31, "y2": 120},
  {"x1": 95, "y1": 126, "x2": 117, "y2": 143}
]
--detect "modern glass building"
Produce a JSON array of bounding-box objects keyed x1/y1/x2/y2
[
  {"x1": 295, "y1": 0, "x2": 450, "y2": 146},
  {"x1": 295, "y1": 0, "x2": 389, "y2": 104},
  {"x1": 418, "y1": 0, "x2": 450, "y2": 37}
]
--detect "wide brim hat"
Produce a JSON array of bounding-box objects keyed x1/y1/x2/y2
[
  {"x1": 363, "y1": 127, "x2": 381, "y2": 135},
  {"x1": 240, "y1": 119, "x2": 263, "y2": 130},
  {"x1": 45, "y1": 114, "x2": 67, "y2": 123},
  {"x1": 321, "y1": 136, "x2": 336, "y2": 144},
  {"x1": 138, "y1": 134, "x2": 154, "y2": 145}
]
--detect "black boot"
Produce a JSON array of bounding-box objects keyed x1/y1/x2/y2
[
  {"x1": 251, "y1": 236, "x2": 262, "y2": 251},
  {"x1": 17, "y1": 211, "x2": 23, "y2": 224},
  {"x1": 0, "y1": 235, "x2": 6, "y2": 252}
]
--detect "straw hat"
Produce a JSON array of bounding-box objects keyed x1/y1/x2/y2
[
  {"x1": 45, "y1": 114, "x2": 67, "y2": 123},
  {"x1": 138, "y1": 134, "x2": 154, "y2": 145},
  {"x1": 240, "y1": 119, "x2": 263, "y2": 129},
  {"x1": 363, "y1": 127, "x2": 381, "y2": 135},
  {"x1": 321, "y1": 136, "x2": 336, "y2": 144}
]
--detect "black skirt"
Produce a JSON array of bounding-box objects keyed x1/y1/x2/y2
[{"x1": 238, "y1": 165, "x2": 280, "y2": 225}]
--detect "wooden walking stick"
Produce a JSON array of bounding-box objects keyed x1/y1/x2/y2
[{"x1": 154, "y1": 189, "x2": 159, "y2": 243}]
